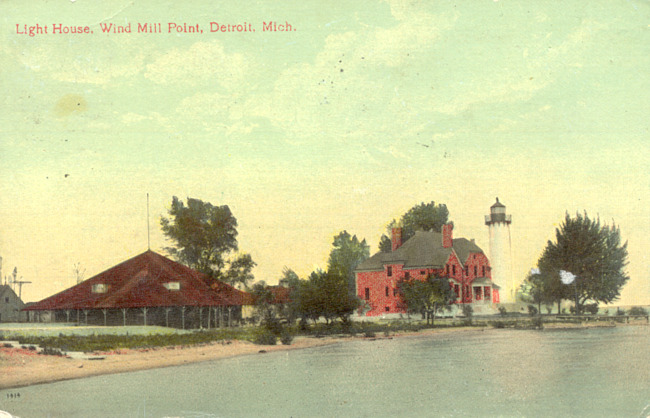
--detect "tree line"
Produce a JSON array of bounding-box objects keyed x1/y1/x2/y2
[{"x1": 161, "y1": 197, "x2": 630, "y2": 324}]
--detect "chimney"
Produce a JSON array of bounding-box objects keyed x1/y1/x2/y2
[
  {"x1": 442, "y1": 223, "x2": 453, "y2": 248},
  {"x1": 391, "y1": 227, "x2": 402, "y2": 251}
]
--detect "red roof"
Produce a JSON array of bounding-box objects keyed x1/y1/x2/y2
[
  {"x1": 24, "y1": 251, "x2": 252, "y2": 311},
  {"x1": 267, "y1": 286, "x2": 291, "y2": 304}
]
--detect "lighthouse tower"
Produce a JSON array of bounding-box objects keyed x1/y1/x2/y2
[{"x1": 485, "y1": 198, "x2": 514, "y2": 304}]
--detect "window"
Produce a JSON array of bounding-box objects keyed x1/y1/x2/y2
[
  {"x1": 164, "y1": 282, "x2": 180, "y2": 291},
  {"x1": 454, "y1": 284, "x2": 460, "y2": 300},
  {"x1": 393, "y1": 288, "x2": 398, "y2": 297},
  {"x1": 420, "y1": 270, "x2": 426, "y2": 275},
  {"x1": 385, "y1": 286, "x2": 389, "y2": 297},
  {"x1": 365, "y1": 288, "x2": 370, "y2": 300},
  {"x1": 92, "y1": 284, "x2": 107, "y2": 294},
  {"x1": 482, "y1": 266, "x2": 486, "y2": 277},
  {"x1": 474, "y1": 286, "x2": 482, "y2": 301},
  {"x1": 387, "y1": 266, "x2": 392, "y2": 277},
  {"x1": 484, "y1": 287, "x2": 491, "y2": 300},
  {"x1": 464, "y1": 266, "x2": 469, "y2": 275},
  {"x1": 4, "y1": 297, "x2": 9, "y2": 303},
  {"x1": 385, "y1": 306, "x2": 390, "y2": 312},
  {"x1": 474, "y1": 266, "x2": 477, "y2": 276},
  {"x1": 452, "y1": 265, "x2": 456, "y2": 275},
  {"x1": 404, "y1": 272, "x2": 410, "y2": 279}
]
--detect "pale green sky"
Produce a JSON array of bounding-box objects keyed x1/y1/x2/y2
[{"x1": 1, "y1": 0, "x2": 648, "y2": 305}]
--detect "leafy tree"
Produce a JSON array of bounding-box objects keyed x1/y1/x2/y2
[
  {"x1": 160, "y1": 196, "x2": 255, "y2": 287},
  {"x1": 308, "y1": 270, "x2": 360, "y2": 324},
  {"x1": 397, "y1": 274, "x2": 455, "y2": 325},
  {"x1": 536, "y1": 212, "x2": 629, "y2": 314},
  {"x1": 223, "y1": 253, "x2": 256, "y2": 289},
  {"x1": 379, "y1": 201, "x2": 449, "y2": 252},
  {"x1": 518, "y1": 270, "x2": 558, "y2": 314},
  {"x1": 277, "y1": 267, "x2": 302, "y2": 325},
  {"x1": 327, "y1": 231, "x2": 369, "y2": 295},
  {"x1": 251, "y1": 281, "x2": 283, "y2": 334}
]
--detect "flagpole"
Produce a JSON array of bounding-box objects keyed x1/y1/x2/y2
[{"x1": 147, "y1": 193, "x2": 150, "y2": 251}]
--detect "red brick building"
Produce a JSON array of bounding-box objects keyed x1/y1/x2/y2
[{"x1": 355, "y1": 224, "x2": 499, "y2": 316}]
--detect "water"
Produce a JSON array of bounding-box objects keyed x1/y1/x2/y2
[{"x1": 1, "y1": 326, "x2": 648, "y2": 417}]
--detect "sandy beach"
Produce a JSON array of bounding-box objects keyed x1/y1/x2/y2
[
  {"x1": 0, "y1": 335, "x2": 350, "y2": 390},
  {"x1": 0, "y1": 327, "x2": 479, "y2": 390}
]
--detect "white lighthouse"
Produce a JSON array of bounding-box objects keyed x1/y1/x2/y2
[{"x1": 485, "y1": 198, "x2": 514, "y2": 304}]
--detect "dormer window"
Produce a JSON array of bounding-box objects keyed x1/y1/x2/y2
[
  {"x1": 92, "y1": 284, "x2": 107, "y2": 293},
  {"x1": 387, "y1": 266, "x2": 392, "y2": 277},
  {"x1": 164, "y1": 282, "x2": 180, "y2": 291}
]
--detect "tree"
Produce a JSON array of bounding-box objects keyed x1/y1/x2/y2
[
  {"x1": 397, "y1": 274, "x2": 455, "y2": 325},
  {"x1": 518, "y1": 270, "x2": 557, "y2": 315},
  {"x1": 379, "y1": 201, "x2": 449, "y2": 252},
  {"x1": 160, "y1": 196, "x2": 255, "y2": 287},
  {"x1": 307, "y1": 270, "x2": 360, "y2": 324},
  {"x1": 223, "y1": 253, "x2": 256, "y2": 289},
  {"x1": 536, "y1": 212, "x2": 629, "y2": 314},
  {"x1": 327, "y1": 231, "x2": 369, "y2": 295}
]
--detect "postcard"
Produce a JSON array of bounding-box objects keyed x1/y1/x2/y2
[{"x1": 1, "y1": 1, "x2": 649, "y2": 416}]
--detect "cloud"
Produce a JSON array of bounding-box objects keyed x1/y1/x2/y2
[
  {"x1": 144, "y1": 41, "x2": 251, "y2": 87},
  {"x1": 248, "y1": 7, "x2": 453, "y2": 143}
]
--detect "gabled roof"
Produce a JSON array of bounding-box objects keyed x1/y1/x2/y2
[
  {"x1": 24, "y1": 251, "x2": 251, "y2": 311},
  {"x1": 0, "y1": 285, "x2": 23, "y2": 305},
  {"x1": 355, "y1": 230, "x2": 484, "y2": 272}
]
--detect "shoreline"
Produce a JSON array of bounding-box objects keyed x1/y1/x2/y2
[
  {"x1": 1, "y1": 322, "x2": 645, "y2": 390},
  {"x1": 0, "y1": 327, "x2": 481, "y2": 390}
]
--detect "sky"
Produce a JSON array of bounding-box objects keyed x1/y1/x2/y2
[{"x1": 1, "y1": 0, "x2": 648, "y2": 305}]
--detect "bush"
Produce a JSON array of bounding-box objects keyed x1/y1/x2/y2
[
  {"x1": 364, "y1": 330, "x2": 376, "y2": 338},
  {"x1": 280, "y1": 331, "x2": 293, "y2": 345},
  {"x1": 527, "y1": 305, "x2": 538, "y2": 316},
  {"x1": 616, "y1": 308, "x2": 626, "y2": 316},
  {"x1": 461, "y1": 305, "x2": 473, "y2": 318},
  {"x1": 628, "y1": 307, "x2": 648, "y2": 317},
  {"x1": 531, "y1": 316, "x2": 544, "y2": 329},
  {"x1": 253, "y1": 329, "x2": 277, "y2": 345},
  {"x1": 498, "y1": 306, "x2": 507, "y2": 317},
  {"x1": 584, "y1": 303, "x2": 599, "y2": 315}
]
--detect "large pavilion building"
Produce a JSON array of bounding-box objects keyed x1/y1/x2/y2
[{"x1": 23, "y1": 250, "x2": 253, "y2": 329}]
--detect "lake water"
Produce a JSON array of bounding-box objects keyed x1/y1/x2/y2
[{"x1": 1, "y1": 325, "x2": 649, "y2": 417}]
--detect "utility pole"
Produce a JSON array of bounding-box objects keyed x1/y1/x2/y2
[{"x1": 14, "y1": 279, "x2": 31, "y2": 299}]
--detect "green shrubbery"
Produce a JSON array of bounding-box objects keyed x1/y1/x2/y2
[
  {"x1": 252, "y1": 329, "x2": 277, "y2": 345},
  {"x1": 628, "y1": 307, "x2": 648, "y2": 317}
]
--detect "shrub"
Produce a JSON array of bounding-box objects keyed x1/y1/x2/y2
[
  {"x1": 461, "y1": 305, "x2": 473, "y2": 318},
  {"x1": 616, "y1": 308, "x2": 626, "y2": 316},
  {"x1": 629, "y1": 307, "x2": 648, "y2": 317},
  {"x1": 364, "y1": 330, "x2": 376, "y2": 338},
  {"x1": 280, "y1": 331, "x2": 293, "y2": 345},
  {"x1": 498, "y1": 306, "x2": 507, "y2": 317},
  {"x1": 527, "y1": 305, "x2": 538, "y2": 316},
  {"x1": 584, "y1": 303, "x2": 599, "y2": 315},
  {"x1": 253, "y1": 329, "x2": 277, "y2": 345},
  {"x1": 531, "y1": 316, "x2": 544, "y2": 329},
  {"x1": 41, "y1": 346, "x2": 65, "y2": 356},
  {"x1": 490, "y1": 321, "x2": 506, "y2": 329}
]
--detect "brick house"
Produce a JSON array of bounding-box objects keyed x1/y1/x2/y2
[{"x1": 355, "y1": 224, "x2": 499, "y2": 316}]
